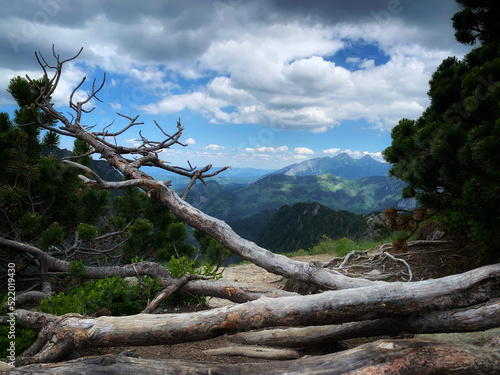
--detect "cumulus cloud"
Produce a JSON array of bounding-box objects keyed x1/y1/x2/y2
[
  {"x1": 294, "y1": 154, "x2": 309, "y2": 160},
  {"x1": 138, "y1": 20, "x2": 450, "y2": 132},
  {"x1": 323, "y1": 148, "x2": 342, "y2": 155},
  {"x1": 244, "y1": 146, "x2": 289, "y2": 153},
  {"x1": 0, "y1": 0, "x2": 468, "y2": 133},
  {"x1": 184, "y1": 138, "x2": 196, "y2": 145},
  {"x1": 294, "y1": 147, "x2": 314, "y2": 155},
  {"x1": 206, "y1": 144, "x2": 225, "y2": 151}
]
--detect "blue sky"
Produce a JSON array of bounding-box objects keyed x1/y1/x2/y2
[{"x1": 0, "y1": 0, "x2": 471, "y2": 170}]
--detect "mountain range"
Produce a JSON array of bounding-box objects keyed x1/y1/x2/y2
[
  {"x1": 271, "y1": 153, "x2": 391, "y2": 179},
  {"x1": 186, "y1": 173, "x2": 411, "y2": 223},
  {"x1": 182, "y1": 153, "x2": 416, "y2": 250},
  {"x1": 46, "y1": 148, "x2": 413, "y2": 253}
]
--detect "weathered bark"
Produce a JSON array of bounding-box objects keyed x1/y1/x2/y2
[
  {"x1": 232, "y1": 319, "x2": 407, "y2": 347},
  {"x1": 6, "y1": 339, "x2": 500, "y2": 375},
  {"x1": 10, "y1": 263, "x2": 500, "y2": 365},
  {"x1": 231, "y1": 299, "x2": 500, "y2": 347},
  {"x1": 181, "y1": 279, "x2": 298, "y2": 302},
  {"x1": 203, "y1": 345, "x2": 300, "y2": 359}
]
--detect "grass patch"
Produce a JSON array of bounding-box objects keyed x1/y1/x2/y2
[
  {"x1": 230, "y1": 233, "x2": 405, "y2": 265},
  {"x1": 282, "y1": 233, "x2": 404, "y2": 258}
]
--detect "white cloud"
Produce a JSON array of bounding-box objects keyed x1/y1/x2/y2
[
  {"x1": 206, "y1": 144, "x2": 225, "y2": 151},
  {"x1": 323, "y1": 148, "x2": 342, "y2": 155},
  {"x1": 139, "y1": 22, "x2": 449, "y2": 132},
  {"x1": 184, "y1": 138, "x2": 196, "y2": 145},
  {"x1": 0, "y1": 1, "x2": 467, "y2": 136},
  {"x1": 294, "y1": 154, "x2": 309, "y2": 160},
  {"x1": 125, "y1": 138, "x2": 141, "y2": 147},
  {"x1": 294, "y1": 147, "x2": 314, "y2": 155},
  {"x1": 323, "y1": 147, "x2": 384, "y2": 161},
  {"x1": 244, "y1": 145, "x2": 289, "y2": 153}
]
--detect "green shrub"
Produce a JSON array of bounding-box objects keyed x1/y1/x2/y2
[
  {"x1": 332, "y1": 237, "x2": 357, "y2": 257},
  {"x1": 39, "y1": 222, "x2": 64, "y2": 251},
  {"x1": 165, "y1": 255, "x2": 223, "y2": 307},
  {"x1": 308, "y1": 234, "x2": 401, "y2": 257},
  {"x1": 69, "y1": 260, "x2": 87, "y2": 281},
  {"x1": 0, "y1": 325, "x2": 36, "y2": 359},
  {"x1": 167, "y1": 256, "x2": 196, "y2": 279},
  {"x1": 38, "y1": 276, "x2": 160, "y2": 316},
  {"x1": 0, "y1": 293, "x2": 36, "y2": 359},
  {"x1": 76, "y1": 223, "x2": 97, "y2": 240}
]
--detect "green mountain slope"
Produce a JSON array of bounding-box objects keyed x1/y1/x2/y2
[
  {"x1": 256, "y1": 202, "x2": 368, "y2": 253},
  {"x1": 186, "y1": 173, "x2": 411, "y2": 222},
  {"x1": 272, "y1": 153, "x2": 391, "y2": 179}
]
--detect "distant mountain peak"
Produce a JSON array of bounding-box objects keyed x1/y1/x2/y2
[
  {"x1": 272, "y1": 155, "x2": 390, "y2": 179},
  {"x1": 332, "y1": 152, "x2": 352, "y2": 160}
]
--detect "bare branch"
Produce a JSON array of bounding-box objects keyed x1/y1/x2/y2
[
  {"x1": 62, "y1": 160, "x2": 107, "y2": 187},
  {"x1": 62, "y1": 150, "x2": 96, "y2": 160},
  {"x1": 93, "y1": 114, "x2": 143, "y2": 137}
]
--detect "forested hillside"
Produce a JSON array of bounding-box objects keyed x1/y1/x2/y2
[
  {"x1": 186, "y1": 173, "x2": 412, "y2": 222},
  {"x1": 256, "y1": 202, "x2": 368, "y2": 253}
]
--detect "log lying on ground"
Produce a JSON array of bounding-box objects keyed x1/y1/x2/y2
[
  {"x1": 9, "y1": 263, "x2": 500, "y2": 366},
  {"x1": 231, "y1": 299, "x2": 500, "y2": 347},
  {"x1": 6, "y1": 338, "x2": 500, "y2": 375},
  {"x1": 181, "y1": 279, "x2": 298, "y2": 302}
]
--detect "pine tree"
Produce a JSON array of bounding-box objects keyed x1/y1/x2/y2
[
  {"x1": 0, "y1": 76, "x2": 110, "y2": 247},
  {"x1": 383, "y1": 0, "x2": 500, "y2": 247},
  {"x1": 1, "y1": 76, "x2": 203, "y2": 268}
]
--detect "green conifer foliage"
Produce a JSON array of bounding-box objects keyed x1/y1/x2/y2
[
  {"x1": 0, "y1": 77, "x2": 109, "y2": 249},
  {"x1": 383, "y1": 1, "x2": 500, "y2": 246}
]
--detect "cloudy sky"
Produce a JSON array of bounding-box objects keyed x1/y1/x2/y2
[{"x1": 0, "y1": 0, "x2": 471, "y2": 170}]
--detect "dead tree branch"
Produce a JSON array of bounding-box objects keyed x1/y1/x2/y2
[
  {"x1": 24, "y1": 47, "x2": 381, "y2": 290},
  {"x1": 0, "y1": 237, "x2": 298, "y2": 311},
  {"x1": 231, "y1": 298, "x2": 500, "y2": 347}
]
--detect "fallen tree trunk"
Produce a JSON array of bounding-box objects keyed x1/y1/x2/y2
[
  {"x1": 6, "y1": 338, "x2": 500, "y2": 375},
  {"x1": 9, "y1": 263, "x2": 500, "y2": 365},
  {"x1": 231, "y1": 298, "x2": 500, "y2": 347},
  {"x1": 181, "y1": 278, "x2": 298, "y2": 302}
]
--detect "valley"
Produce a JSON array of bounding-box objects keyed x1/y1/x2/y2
[{"x1": 175, "y1": 154, "x2": 414, "y2": 253}]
